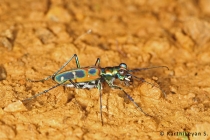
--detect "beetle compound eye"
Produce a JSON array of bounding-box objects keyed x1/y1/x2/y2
[{"x1": 119, "y1": 63, "x2": 127, "y2": 69}]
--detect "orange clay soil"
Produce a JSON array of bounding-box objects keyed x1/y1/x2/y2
[{"x1": 1, "y1": 0, "x2": 210, "y2": 140}]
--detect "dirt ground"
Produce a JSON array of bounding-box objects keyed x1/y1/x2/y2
[{"x1": 1, "y1": 0, "x2": 210, "y2": 140}]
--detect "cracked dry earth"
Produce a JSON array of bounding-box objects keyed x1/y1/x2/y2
[{"x1": 1, "y1": 0, "x2": 210, "y2": 140}]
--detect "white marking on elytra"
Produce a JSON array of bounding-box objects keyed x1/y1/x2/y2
[
  {"x1": 60, "y1": 76, "x2": 64, "y2": 82},
  {"x1": 72, "y1": 71, "x2": 76, "y2": 78}
]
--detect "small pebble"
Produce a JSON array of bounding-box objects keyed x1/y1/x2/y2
[
  {"x1": 0, "y1": 65, "x2": 7, "y2": 81},
  {"x1": 4, "y1": 100, "x2": 27, "y2": 112}
]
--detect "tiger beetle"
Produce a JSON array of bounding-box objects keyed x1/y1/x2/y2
[{"x1": 23, "y1": 54, "x2": 168, "y2": 125}]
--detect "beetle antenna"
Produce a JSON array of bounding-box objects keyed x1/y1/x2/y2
[{"x1": 129, "y1": 66, "x2": 169, "y2": 72}]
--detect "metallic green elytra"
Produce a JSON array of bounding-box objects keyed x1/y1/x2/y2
[{"x1": 24, "y1": 54, "x2": 169, "y2": 125}]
